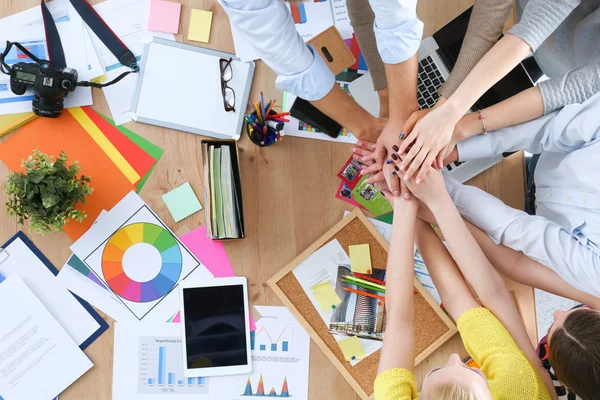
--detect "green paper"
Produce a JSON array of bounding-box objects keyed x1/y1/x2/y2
[
  {"x1": 375, "y1": 212, "x2": 394, "y2": 224},
  {"x1": 162, "y1": 182, "x2": 203, "y2": 222},
  {"x1": 98, "y1": 113, "x2": 164, "y2": 192},
  {"x1": 351, "y1": 176, "x2": 394, "y2": 217}
]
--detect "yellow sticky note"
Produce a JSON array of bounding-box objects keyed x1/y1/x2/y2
[
  {"x1": 349, "y1": 244, "x2": 372, "y2": 274},
  {"x1": 338, "y1": 336, "x2": 366, "y2": 361},
  {"x1": 310, "y1": 281, "x2": 341, "y2": 312},
  {"x1": 188, "y1": 9, "x2": 213, "y2": 43}
]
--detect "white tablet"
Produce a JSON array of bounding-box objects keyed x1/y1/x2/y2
[{"x1": 179, "y1": 277, "x2": 252, "y2": 377}]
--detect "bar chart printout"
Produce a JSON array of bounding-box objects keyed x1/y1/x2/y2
[{"x1": 138, "y1": 336, "x2": 208, "y2": 394}]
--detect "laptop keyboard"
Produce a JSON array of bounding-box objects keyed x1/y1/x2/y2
[
  {"x1": 416, "y1": 56, "x2": 465, "y2": 173},
  {"x1": 417, "y1": 56, "x2": 444, "y2": 110}
]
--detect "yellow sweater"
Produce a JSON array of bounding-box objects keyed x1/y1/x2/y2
[{"x1": 374, "y1": 307, "x2": 551, "y2": 400}]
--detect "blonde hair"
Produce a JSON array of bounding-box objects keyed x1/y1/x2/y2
[{"x1": 423, "y1": 381, "x2": 484, "y2": 400}]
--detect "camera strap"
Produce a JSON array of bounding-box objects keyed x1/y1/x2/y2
[{"x1": 41, "y1": 0, "x2": 139, "y2": 88}]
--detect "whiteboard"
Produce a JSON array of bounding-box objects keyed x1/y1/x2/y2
[{"x1": 130, "y1": 37, "x2": 254, "y2": 140}]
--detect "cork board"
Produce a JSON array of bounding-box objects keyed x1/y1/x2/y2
[{"x1": 268, "y1": 209, "x2": 457, "y2": 400}]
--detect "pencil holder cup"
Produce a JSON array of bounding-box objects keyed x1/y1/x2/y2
[{"x1": 246, "y1": 110, "x2": 283, "y2": 147}]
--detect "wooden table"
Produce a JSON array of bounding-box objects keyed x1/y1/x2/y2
[{"x1": 0, "y1": 1, "x2": 534, "y2": 399}]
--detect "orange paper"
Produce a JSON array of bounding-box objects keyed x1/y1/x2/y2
[{"x1": 0, "y1": 111, "x2": 134, "y2": 240}]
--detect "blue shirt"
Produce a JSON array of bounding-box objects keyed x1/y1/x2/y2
[
  {"x1": 450, "y1": 92, "x2": 600, "y2": 297},
  {"x1": 218, "y1": 0, "x2": 423, "y2": 100}
]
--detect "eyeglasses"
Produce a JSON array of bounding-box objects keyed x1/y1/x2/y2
[{"x1": 220, "y1": 58, "x2": 236, "y2": 112}]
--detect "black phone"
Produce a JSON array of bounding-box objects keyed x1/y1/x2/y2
[{"x1": 290, "y1": 97, "x2": 342, "y2": 139}]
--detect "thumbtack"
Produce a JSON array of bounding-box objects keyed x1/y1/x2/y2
[
  {"x1": 331, "y1": 305, "x2": 336, "y2": 309},
  {"x1": 366, "y1": 269, "x2": 371, "y2": 274},
  {"x1": 351, "y1": 356, "x2": 356, "y2": 360}
]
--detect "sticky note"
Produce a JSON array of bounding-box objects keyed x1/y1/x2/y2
[
  {"x1": 162, "y1": 182, "x2": 203, "y2": 222},
  {"x1": 349, "y1": 244, "x2": 372, "y2": 274},
  {"x1": 188, "y1": 9, "x2": 213, "y2": 43},
  {"x1": 310, "y1": 281, "x2": 341, "y2": 313},
  {"x1": 338, "y1": 336, "x2": 366, "y2": 361},
  {"x1": 148, "y1": 0, "x2": 182, "y2": 34}
]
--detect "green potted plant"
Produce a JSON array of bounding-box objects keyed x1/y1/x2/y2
[{"x1": 5, "y1": 149, "x2": 93, "y2": 234}]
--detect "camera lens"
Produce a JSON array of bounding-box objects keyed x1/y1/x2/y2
[{"x1": 32, "y1": 94, "x2": 64, "y2": 118}]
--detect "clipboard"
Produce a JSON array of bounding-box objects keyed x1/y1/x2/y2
[
  {"x1": 0, "y1": 232, "x2": 109, "y2": 350},
  {"x1": 130, "y1": 37, "x2": 255, "y2": 140}
]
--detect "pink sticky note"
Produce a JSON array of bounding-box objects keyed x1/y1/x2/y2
[
  {"x1": 176, "y1": 226, "x2": 256, "y2": 331},
  {"x1": 148, "y1": 0, "x2": 182, "y2": 34}
]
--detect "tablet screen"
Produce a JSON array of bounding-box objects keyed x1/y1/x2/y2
[{"x1": 182, "y1": 285, "x2": 248, "y2": 370}]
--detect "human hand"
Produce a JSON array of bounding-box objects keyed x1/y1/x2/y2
[
  {"x1": 351, "y1": 139, "x2": 402, "y2": 195},
  {"x1": 354, "y1": 117, "x2": 388, "y2": 143},
  {"x1": 403, "y1": 167, "x2": 449, "y2": 207},
  {"x1": 396, "y1": 99, "x2": 461, "y2": 183}
]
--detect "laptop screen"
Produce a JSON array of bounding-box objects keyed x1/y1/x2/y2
[{"x1": 433, "y1": 7, "x2": 534, "y2": 109}]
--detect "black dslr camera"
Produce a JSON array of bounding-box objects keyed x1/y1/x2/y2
[{"x1": 10, "y1": 62, "x2": 78, "y2": 118}]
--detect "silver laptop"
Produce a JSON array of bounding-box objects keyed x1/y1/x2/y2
[{"x1": 350, "y1": 6, "x2": 536, "y2": 183}]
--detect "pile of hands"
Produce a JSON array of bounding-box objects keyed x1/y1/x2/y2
[{"x1": 352, "y1": 98, "x2": 463, "y2": 205}]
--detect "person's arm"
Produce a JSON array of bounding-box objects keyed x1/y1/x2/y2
[
  {"x1": 438, "y1": 0, "x2": 513, "y2": 98},
  {"x1": 219, "y1": 0, "x2": 379, "y2": 139},
  {"x1": 454, "y1": 92, "x2": 600, "y2": 162},
  {"x1": 442, "y1": 174, "x2": 600, "y2": 298},
  {"x1": 396, "y1": 0, "x2": 582, "y2": 182},
  {"x1": 538, "y1": 64, "x2": 600, "y2": 114},
  {"x1": 377, "y1": 195, "x2": 419, "y2": 374}
]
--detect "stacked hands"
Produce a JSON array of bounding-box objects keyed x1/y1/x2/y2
[{"x1": 352, "y1": 97, "x2": 464, "y2": 199}]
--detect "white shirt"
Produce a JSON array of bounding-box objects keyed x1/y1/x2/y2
[
  {"x1": 450, "y1": 92, "x2": 600, "y2": 297},
  {"x1": 219, "y1": 0, "x2": 423, "y2": 101}
]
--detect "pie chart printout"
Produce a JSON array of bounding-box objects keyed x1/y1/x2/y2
[{"x1": 101, "y1": 222, "x2": 183, "y2": 302}]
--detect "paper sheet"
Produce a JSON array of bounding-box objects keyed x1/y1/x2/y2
[
  {"x1": 70, "y1": 191, "x2": 213, "y2": 322},
  {"x1": 162, "y1": 182, "x2": 203, "y2": 222},
  {"x1": 0, "y1": 276, "x2": 93, "y2": 400},
  {"x1": 0, "y1": 237, "x2": 102, "y2": 347},
  {"x1": 179, "y1": 226, "x2": 234, "y2": 277},
  {"x1": 188, "y1": 9, "x2": 213, "y2": 43},
  {"x1": 89, "y1": 0, "x2": 174, "y2": 125},
  {"x1": 336, "y1": 336, "x2": 366, "y2": 361},
  {"x1": 148, "y1": 0, "x2": 181, "y2": 34},
  {"x1": 349, "y1": 244, "x2": 372, "y2": 274}
]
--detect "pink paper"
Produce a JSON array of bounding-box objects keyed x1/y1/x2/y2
[
  {"x1": 148, "y1": 0, "x2": 182, "y2": 34},
  {"x1": 174, "y1": 226, "x2": 256, "y2": 331},
  {"x1": 180, "y1": 226, "x2": 235, "y2": 277}
]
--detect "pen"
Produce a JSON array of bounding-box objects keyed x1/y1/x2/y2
[
  {"x1": 266, "y1": 120, "x2": 284, "y2": 130},
  {"x1": 260, "y1": 91, "x2": 265, "y2": 116},
  {"x1": 343, "y1": 287, "x2": 385, "y2": 301}
]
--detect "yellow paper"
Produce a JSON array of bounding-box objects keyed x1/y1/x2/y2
[
  {"x1": 68, "y1": 108, "x2": 140, "y2": 184},
  {"x1": 349, "y1": 244, "x2": 372, "y2": 274},
  {"x1": 0, "y1": 112, "x2": 36, "y2": 136},
  {"x1": 338, "y1": 336, "x2": 366, "y2": 361},
  {"x1": 310, "y1": 281, "x2": 341, "y2": 313},
  {"x1": 188, "y1": 9, "x2": 213, "y2": 43}
]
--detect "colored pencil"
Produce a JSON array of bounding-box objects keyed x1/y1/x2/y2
[
  {"x1": 343, "y1": 275, "x2": 385, "y2": 291},
  {"x1": 265, "y1": 98, "x2": 276, "y2": 116},
  {"x1": 342, "y1": 278, "x2": 385, "y2": 293},
  {"x1": 266, "y1": 112, "x2": 290, "y2": 120},
  {"x1": 260, "y1": 91, "x2": 266, "y2": 115},
  {"x1": 255, "y1": 102, "x2": 264, "y2": 123},
  {"x1": 344, "y1": 287, "x2": 385, "y2": 301},
  {"x1": 353, "y1": 272, "x2": 385, "y2": 286}
]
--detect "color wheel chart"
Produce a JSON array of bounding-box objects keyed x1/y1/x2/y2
[{"x1": 102, "y1": 222, "x2": 183, "y2": 303}]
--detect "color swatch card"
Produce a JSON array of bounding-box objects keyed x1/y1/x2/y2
[
  {"x1": 310, "y1": 280, "x2": 342, "y2": 313},
  {"x1": 162, "y1": 182, "x2": 202, "y2": 222},
  {"x1": 70, "y1": 191, "x2": 213, "y2": 322},
  {"x1": 148, "y1": 0, "x2": 182, "y2": 34},
  {"x1": 348, "y1": 244, "x2": 372, "y2": 274},
  {"x1": 336, "y1": 335, "x2": 366, "y2": 361},
  {"x1": 188, "y1": 9, "x2": 213, "y2": 43},
  {"x1": 351, "y1": 176, "x2": 393, "y2": 217}
]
